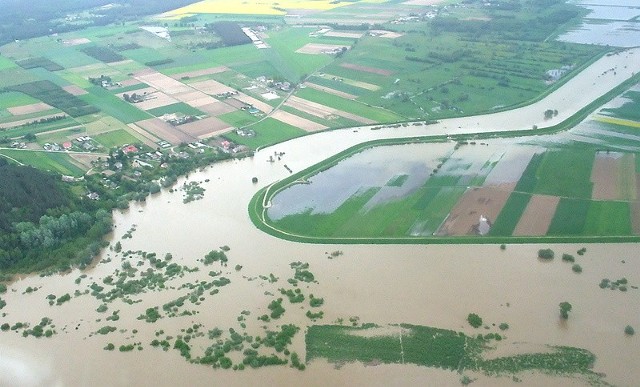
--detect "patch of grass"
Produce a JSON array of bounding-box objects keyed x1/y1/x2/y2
[
  {"x1": 547, "y1": 198, "x2": 589, "y2": 235},
  {"x1": 93, "y1": 129, "x2": 140, "y2": 149},
  {"x1": 225, "y1": 118, "x2": 305, "y2": 149},
  {"x1": 0, "y1": 150, "x2": 84, "y2": 176},
  {"x1": 534, "y1": 150, "x2": 594, "y2": 199},
  {"x1": 583, "y1": 201, "x2": 631, "y2": 236},
  {"x1": 79, "y1": 86, "x2": 151, "y2": 124},
  {"x1": 146, "y1": 103, "x2": 205, "y2": 117}
]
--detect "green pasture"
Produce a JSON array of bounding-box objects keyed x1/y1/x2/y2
[
  {"x1": 2, "y1": 117, "x2": 79, "y2": 139},
  {"x1": 0, "y1": 68, "x2": 40, "y2": 88},
  {"x1": 265, "y1": 27, "x2": 338, "y2": 81},
  {"x1": 295, "y1": 87, "x2": 405, "y2": 123},
  {"x1": 146, "y1": 103, "x2": 204, "y2": 117},
  {"x1": 224, "y1": 118, "x2": 305, "y2": 149},
  {"x1": 219, "y1": 110, "x2": 260, "y2": 127},
  {"x1": 0, "y1": 56, "x2": 17, "y2": 70},
  {"x1": 547, "y1": 198, "x2": 589, "y2": 235},
  {"x1": 41, "y1": 46, "x2": 100, "y2": 69},
  {"x1": 583, "y1": 201, "x2": 632, "y2": 235},
  {"x1": 79, "y1": 87, "x2": 151, "y2": 123},
  {"x1": 534, "y1": 150, "x2": 594, "y2": 199},
  {"x1": 93, "y1": 129, "x2": 140, "y2": 149},
  {"x1": 307, "y1": 76, "x2": 366, "y2": 97},
  {"x1": 0, "y1": 149, "x2": 84, "y2": 176},
  {"x1": 0, "y1": 91, "x2": 39, "y2": 108}
]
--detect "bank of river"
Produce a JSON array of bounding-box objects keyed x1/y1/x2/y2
[{"x1": 1, "y1": 48, "x2": 640, "y2": 386}]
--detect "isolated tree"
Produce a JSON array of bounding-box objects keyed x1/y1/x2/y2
[
  {"x1": 625, "y1": 325, "x2": 635, "y2": 336},
  {"x1": 559, "y1": 302, "x2": 572, "y2": 319}
]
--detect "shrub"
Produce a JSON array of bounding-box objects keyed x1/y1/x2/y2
[
  {"x1": 538, "y1": 249, "x2": 554, "y2": 260},
  {"x1": 562, "y1": 254, "x2": 575, "y2": 262},
  {"x1": 624, "y1": 325, "x2": 635, "y2": 336},
  {"x1": 498, "y1": 323, "x2": 509, "y2": 331},
  {"x1": 467, "y1": 313, "x2": 483, "y2": 328},
  {"x1": 572, "y1": 264, "x2": 582, "y2": 273}
]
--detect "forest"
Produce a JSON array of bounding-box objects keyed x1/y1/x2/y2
[{"x1": 0, "y1": 159, "x2": 111, "y2": 272}]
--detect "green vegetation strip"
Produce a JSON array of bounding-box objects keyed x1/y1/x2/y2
[{"x1": 306, "y1": 324, "x2": 601, "y2": 382}]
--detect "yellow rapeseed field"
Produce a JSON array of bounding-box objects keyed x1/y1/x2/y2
[
  {"x1": 160, "y1": 0, "x2": 385, "y2": 18},
  {"x1": 595, "y1": 115, "x2": 640, "y2": 129}
]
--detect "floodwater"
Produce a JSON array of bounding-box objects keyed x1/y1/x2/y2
[
  {"x1": 2, "y1": 49, "x2": 640, "y2": 387},
  {"x1": 557, "y1": 1, "x2": 640, "y2": 47}
]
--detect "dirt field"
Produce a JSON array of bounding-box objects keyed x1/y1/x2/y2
[
  {"x1": 512, "y1": 195, "x2": 560, "y2": 236},
  {"x1": 179, "y1": 116, "x2": 232, "y2": 139},
  {"x1": 135, "y1": 118, "x2": 196, "y2": 145},
  {"x1": 134, "y1": 71, "x2": 191, "y2": 95},
  {"x1": 69, "y1": 152, "x2": 102, "y2": 169},
  {"x1": 340, "y1": 63, "x2": 393, "y2": 76},
  {"x1": 304, "y1": 82, "x2": 357, "y2": 100},
  {"x1": 285, "y1": 95, "x2": 375, "y2": 124},
  {"x1": 369, "y1": 30, "x2": 404, "y2": 39},
  {"x1": 270, "y1": 110, "x2": 327, "y2": 132},
  {"x1": 324, "y1": 31, "x2": 363, "y2": 39},
  {"x1": 189, "y1": 79, "x2": 235, "y2": 95},
  {"x1": 322, "y1": 74, "x2": 380, "y2": 91},
  {"x1": 62, "y1": 85, "x2": 88, "y2": 96},
  {"x1": 7, "y1": 102, "x2": 52, "y2": 115},
  {"x1": 119, "y1": 79, "x2": 142, "y2": 87},
  {"x1": 62, "y1": 38, "x2": 91, "y2": 46},
  {"x1": 591, "y1": 152, "x2": 622, "y2": 200},
  {"x1": 436, "y1": 184, "x2": 514, "y2": 236},
  {"x1": 172, "y1": 90, "x2": 209, "y2": 103},
  {"x1": 234, "y1": 92, "x2": 274, "y2": 114},
  {"x1": 197, "y1": 101, "x2": 237, "y2": 116},
  {"x1": 170, "y1": 66, "x2": 228, "y2": 80},
  {"x1": 117, "y1": 87, "x2": 178, "y2": 111},
  {"x1": 296, "y1": 43, "x2": 348, "y2": 55},
  {"x1": 127, "y1": 123, "x2": 162, "y2": 147}
]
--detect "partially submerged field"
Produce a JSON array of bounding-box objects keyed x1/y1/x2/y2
[{"x1": 255, "y1": 86, "x2": 640, "y2": 243}]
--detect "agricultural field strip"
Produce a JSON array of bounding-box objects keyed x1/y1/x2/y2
[
  {"x1": 270, "y1": 110, "x2": 327, "y2": 132},
  {"x1": 595, "y1": 115, "x2": 640, "y2": 128},
  {"x1": 286, "y1": 95, "x2": 375, "y2": 124},
  {"x1": 6, "y1": 102, "x2": 52, "y2": 115},
  {"x1": 0, "y1": 113, "x2": 67, "y2": 130},
  {"x1": 303, "y1": 82, "x2": 358, "y2": 100}
]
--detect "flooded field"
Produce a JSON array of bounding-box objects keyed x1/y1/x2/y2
[
  {"x1": 557, "y1": 1, "x2": 640, "y2": 47},
  {"x1": 2, "y1": 46, "x2": 640, "y2": 387}
]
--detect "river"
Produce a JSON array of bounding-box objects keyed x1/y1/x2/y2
[{"x1": 1, "y1": 48, "x2": 640, "y2": 387}]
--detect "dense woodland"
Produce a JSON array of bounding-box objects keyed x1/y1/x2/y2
[{"x1": 0, "y1": 159, "x2": 111, "y2": 272}]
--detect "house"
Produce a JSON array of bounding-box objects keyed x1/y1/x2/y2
[
  {"x1": 62, "y1": 142, "x2": 73, "y2": 150},
  {"x1": 477, "y1": 215, "x2": 491, "y2": 236},
  {"x1": 122, "y1": 144, "x2": 138, "y2": 154}
]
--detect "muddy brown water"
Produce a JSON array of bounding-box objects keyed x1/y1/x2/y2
[{"x1": 2, "y1": 48, "x2": 640, "y2": 387}]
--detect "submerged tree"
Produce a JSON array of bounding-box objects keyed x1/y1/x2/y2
[{"x1": 559, "y1": 302, "x2": 572, "y2": 319}]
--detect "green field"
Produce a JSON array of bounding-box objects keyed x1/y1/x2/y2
[
  {"x1": 219, "y1": 110, "x2": 260, "y2": 127},
  {"x1": 0, "y1": 149, "x2": 84, "y2": 176},
  {"x1": 295, "y1": 87, "x2": 405, "y2": 123},
  {"x1": 534, "y1": 150, "x2": 595, "y2": 199},
  {"x1": 79, "y1": 87, "x2": 151, "y2": 123},
  {"x1": 93, "y1": 129, "x2": 140, "y2": 149},
  {"x1": 0, "y1": 91, "x2": 40, "y2": 108},
  {"x1": 224, "y1": 118, "x2": 305, "y2": 149},
  {"x1": 146, "y1": 103, "x2": 205, "y2": 117}
]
